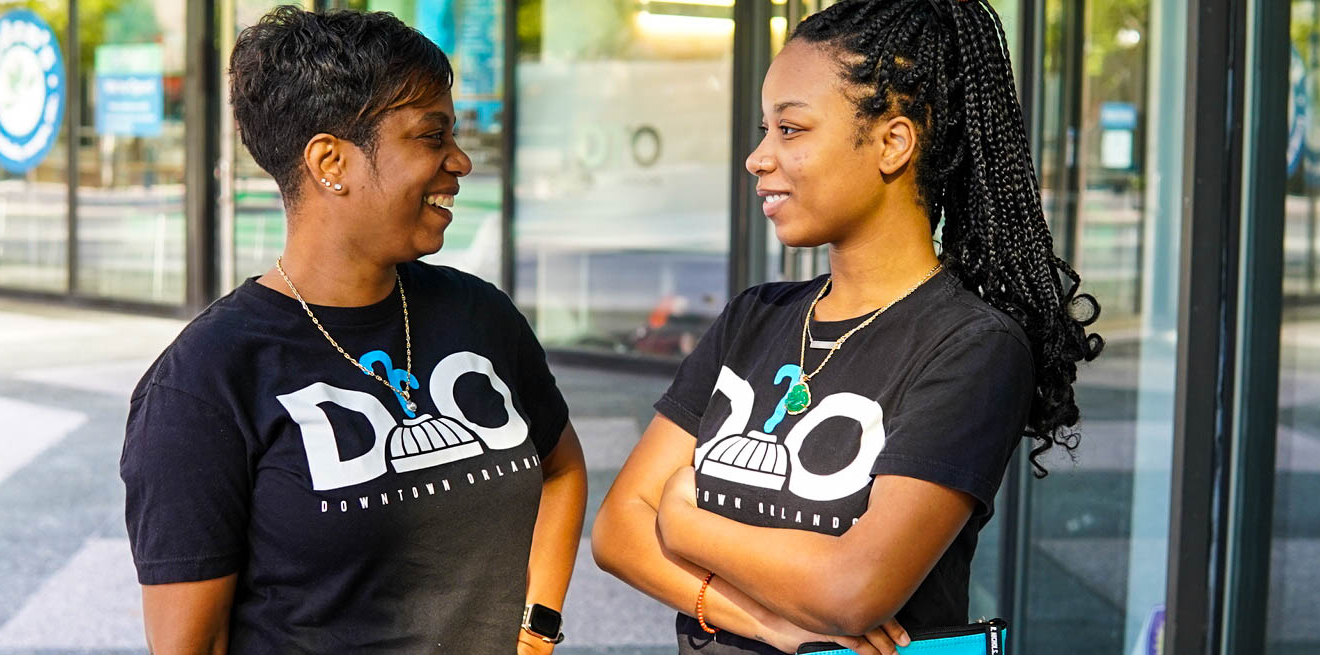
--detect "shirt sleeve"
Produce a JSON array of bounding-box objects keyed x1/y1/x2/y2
[
  {"x1": 513, "y1": 310, "x2": 570, "y2": 459},
  {"x1": 653, "y1": 298, "x2": 739, "y2": 436},
  {"x1": 120, "y1": 382, "x2": 252, "y2": 585},
  {"x1": 870, "y1": 329, "x2": 1034, "y2": 515}
]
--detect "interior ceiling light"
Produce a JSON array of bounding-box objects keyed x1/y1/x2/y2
[
  {"x1": 639, "y1": 0, "x2": 735, "y2": 19},
  {"x1": 637, "y1": 0, "x2": 735, "y2": 35},
  {"x1": 637, "y1": 10, "x2": 735, "y2": 36}
]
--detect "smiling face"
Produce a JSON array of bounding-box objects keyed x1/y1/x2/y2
[
  {"x1": 331, "y1": 93, "x2": 472, "y2": 261},
  {"x1": 746, "y1": 40, "x2": 917, "y2": 248}
]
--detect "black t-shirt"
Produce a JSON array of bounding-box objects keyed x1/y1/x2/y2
[
  {"x1": 654, "y1": 271, "x2": 1033, "y2": 654},
  {"x1": 120, "y1": 262, "x2": 569, "y2": 654}
]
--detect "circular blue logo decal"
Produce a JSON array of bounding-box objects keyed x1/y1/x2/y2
[{"x1": 0, "y1": 9, "x2": 65, "y2": 174}]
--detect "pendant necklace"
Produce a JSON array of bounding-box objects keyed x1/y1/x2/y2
[
  {"x1": 276, "y1": 257, "x2": 417, "y2": 413},
  {"x1": 784, "y1": 262, "x2": 944, "y2": 416}
]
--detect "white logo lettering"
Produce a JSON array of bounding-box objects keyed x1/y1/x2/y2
[{"x1": 429, "y1": 351, "x2": 527, "y2": 449}]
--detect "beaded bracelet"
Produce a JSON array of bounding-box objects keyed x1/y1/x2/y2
[{"x1": 697, "y1": 572, "x2": 720, "y2": 634}]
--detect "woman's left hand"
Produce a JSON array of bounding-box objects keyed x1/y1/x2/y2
[
  {"x1": 656, "y1": 465, "x2": 699, "y2": 546},
  {"x1": 859, "y1": 617, "x2": 912, "y2": 654}
]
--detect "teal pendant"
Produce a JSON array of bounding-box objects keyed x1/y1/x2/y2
[{"x1": 784, "y1": 380, "x2": 812, "y2": 415}]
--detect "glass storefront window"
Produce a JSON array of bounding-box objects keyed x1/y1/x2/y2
[
  {"x1": 73, "y1": 0, "x2": 186, "y2": 303},
  {"x1": 0, "y1": 2, "x2": 70, "y2": 293},
  {"x1": 1020, "y1": 0, "x2": 1185, "y2": 652},
  {"x1": 513, "y1": 0, "x2": 732, "y2": 358},
  {"x1": 1268, "y1": 4, "x2": 1320, "y2": 652}
]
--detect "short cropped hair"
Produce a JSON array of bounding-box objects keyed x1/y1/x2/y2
[{"x1": 228, "y1": 6, "x2": 454, "y2": 205}]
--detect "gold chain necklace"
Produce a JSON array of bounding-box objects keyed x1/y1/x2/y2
[
  {"x1": 275, "y1": 257, "x2": 417, "y2": 413},
  {"x1": 783, "y1": 262, "x2": 944, "y2": 416}
]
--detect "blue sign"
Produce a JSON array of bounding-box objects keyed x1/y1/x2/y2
[
  {"x1": 454, "y1": 1, "x2": 502, "y2": 133},
  {"x1": 0, "y1": 10, "x2": 66, "y2": 174},
  {"x1": 1099, "y1": 102, "x2": 1138, "y2": 171},
  {"x1": 410, "y1": 0, "x2": 502, "y2": 133},
  {"x1": 455, "y1": 1, "x2": 499, "y2": 98},
  {"x1": 415, "y1": 0, "x2": 455, "y2": 54},
  {"x1": 1100, "y1": 102, "x2": 1139, "y2": 130},
  {"x1": 94, "y1": 44, "x2": 163, "y2": 137}
]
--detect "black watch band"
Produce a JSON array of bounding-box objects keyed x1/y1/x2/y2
[{"x1": 522, "y1": 603, "x2": 565, "y2": 644}]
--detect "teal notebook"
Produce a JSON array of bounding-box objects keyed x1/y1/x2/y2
[{"x1": 795, "y1": 619, "x2": 1006, "y2": 655}]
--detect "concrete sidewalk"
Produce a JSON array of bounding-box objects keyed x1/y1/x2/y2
[{"x1": 2, "y1": 297, "x2": 1318, "y2": 654}]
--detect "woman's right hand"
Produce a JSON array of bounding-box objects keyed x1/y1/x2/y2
[{"x1": 763, "y1": 614, "x2": 910, "y2": 655}]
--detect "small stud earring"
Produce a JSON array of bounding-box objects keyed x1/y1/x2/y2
[
  {"x1": 320, "y1": 178, "x2": 329, "y2": 186},
  {"x1": 333, "y1": 183, "x2": 342, "y2": 191}
]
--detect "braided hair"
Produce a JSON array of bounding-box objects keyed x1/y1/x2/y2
[{"x1": 792, "y1": 0, "x2": 1103, "y2": 475}]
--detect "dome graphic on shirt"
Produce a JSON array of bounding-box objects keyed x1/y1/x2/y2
[
  {"x1": 697, "y1": 430, "x2": 789, "y2": 490},
  {"x1": 388, "y1": 413, "x2": 483, "y2": 473}
]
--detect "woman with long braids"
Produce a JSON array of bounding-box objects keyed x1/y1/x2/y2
[{"x1": 593, "y1": 1, "x2": 1101, "y2": 653}]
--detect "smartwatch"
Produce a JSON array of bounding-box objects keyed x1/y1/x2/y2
[{"x1": 522, "y1": 603, "x2": 565, "y2": 644}]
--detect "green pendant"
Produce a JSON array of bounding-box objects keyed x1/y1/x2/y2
[{"x1": 784, "y1": 380, "x2": 812, "y2": 415}]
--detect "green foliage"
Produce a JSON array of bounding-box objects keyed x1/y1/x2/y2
[
  {"x1": 11, "y1": 1, "x2": 67, "y2": 51},
  {"x1": 78, "y1": 0, "x2": 162, "y2": 78},
  {"x1": 517, "y1": 0, "x2": 541, "y2": 57},
  {"x1": 1294, "y1": 2, "x2": 1319, "y2": 46},
  {"x1": 1038, "y1": 0, "x2": 1146, "y2": 108},
  {"x1": 1085, "y1": 0, "x2": 1147, "y2": 107}
]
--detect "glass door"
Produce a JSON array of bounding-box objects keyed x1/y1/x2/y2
[
  {"x1": 1267, "y1": 3, "x2": 1320, "y2": 652},
  {"x1": 73, "y1": 0, "x2": 187, "y2": 303},
  {"x1": 1018, "y1": 0, "x2": 1187, "y2": 652},
  {"x1": 512, "y1": 0, "x2": 734, "y2": 358}
]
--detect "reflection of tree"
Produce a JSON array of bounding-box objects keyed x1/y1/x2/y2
[
  {"x1": 5, "y1": 0, "x2": 162, "y2": 82},
  {"x1": 1085, "y1": 0, "x2": 1146, "y2": 104},
  {"x1": 81, "y1": 0, "x2": 162, "y2": 74},
  {"x1": 104, "y1": 0, "x2": 163, "y2": 42},
  {"x1": 1293, "y1": 2, "x2": 1320, "y2": 47},
  {"x1": 518, "y1": 0, "x2": 541, "y2": 57},
  {"x1": 13, "y1": 2, "x2": 67, "y2": 59}
]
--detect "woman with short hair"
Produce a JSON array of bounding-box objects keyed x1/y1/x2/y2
[{"x1": 121, "y1": 7, "x2": 587, "y2": 654}]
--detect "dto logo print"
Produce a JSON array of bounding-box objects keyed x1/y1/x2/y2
[
  {"x1": 694, "y1": 365, "x2": 887, "y2": 502},
  {"x1": 278, "y1": 351, "x2": 528, "y2": 491}
]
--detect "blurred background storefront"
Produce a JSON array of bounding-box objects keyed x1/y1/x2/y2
[{"x1": 0, "y1": 0, "x2": 1313, "y2": 653}]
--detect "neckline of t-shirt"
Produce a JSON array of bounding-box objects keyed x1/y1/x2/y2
[
  {"x1": 238, "y1": 265, "x2": 411, "y2": 328},
  {"x1": 804, "y1": 269, "x2": 950, "y2": 337}
]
